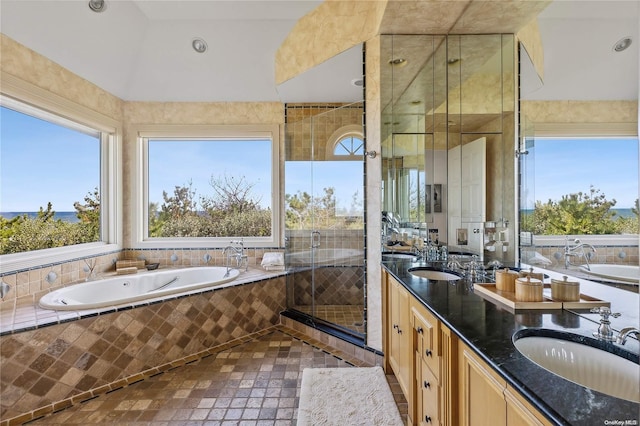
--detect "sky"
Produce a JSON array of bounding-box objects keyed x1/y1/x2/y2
[
  {"x1": 1, "y1": 106, "x2": 638, "y2": 213},
  {"x1": 1, "y1": 107, "x2": 100, "y2": 212},
  {"x1": 148, "y1": 139, "x2": 273, "y2": 209},
  {"x1": 530, "y1": 137, "x2": 638, "y2": 208}
]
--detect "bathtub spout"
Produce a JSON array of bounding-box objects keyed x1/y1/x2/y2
[
  {"x1": 223, "y1": 239, "x2": 248, "y2": 277},
  {"x1": 148, "y1": 276, "x2": 179, "y2": 292}
]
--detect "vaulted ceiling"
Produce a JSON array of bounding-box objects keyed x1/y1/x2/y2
[{"x1": 1, "y1": 1, "x2": 638, "y2": 103}]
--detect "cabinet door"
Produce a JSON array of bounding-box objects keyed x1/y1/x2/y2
[
  {"x1": 388, "y1": 277, "x2": 411, "y2": 400},
  {"x1": 505, "y1": 385, "x2": 553, "y2": 426},
  {"x1": 458, "y1": 344, "x2": 507, "y2": 426}
]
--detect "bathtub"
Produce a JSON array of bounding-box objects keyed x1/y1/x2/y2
[
  {"x1": 579, "y1": 264, "x2": 639, "y2": 284},
  {"x1": 39, "y1": 266, "x2": 240, "y2": 311}
]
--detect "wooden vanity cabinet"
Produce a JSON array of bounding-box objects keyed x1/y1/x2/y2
[
  {"x1": 505, "y1": 385, "x2": 553, "y2": 426},
  {"x1": 383, "y1": 269, "x2": 548, "y2": 426},
  {"x1": 458, "y1": 342, "x2": 553, "y2": 426},
  {"x1": 386, "y1": 274, "x2": 412, "y2": 405},
  {"x1": 411, "y1": 297, "x2": 459, "y2": 426}
]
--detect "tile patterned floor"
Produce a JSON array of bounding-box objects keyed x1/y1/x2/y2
[{"x1": 27, "y1": 325, "x2": 406, "y2": 425}]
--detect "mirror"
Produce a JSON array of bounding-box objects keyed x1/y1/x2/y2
[{"x1": 381, "y1": 34, "x2": 516, "y2": 261}]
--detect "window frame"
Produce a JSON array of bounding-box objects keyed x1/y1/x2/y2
[
  {"x1": 133, "y1": 124, "x2": 281, "y2": 248},
  {"x1": 518, "y1": 122, "x2": 638, "y2": 249},
  {"x1": 0, "y1": 73, "x2": 122, "y2": 273}
]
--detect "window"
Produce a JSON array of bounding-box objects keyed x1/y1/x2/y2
[
  {"x1": 521, "y1": 134, "x2": 638, "y2": 236},
  {"x1": 135, "y1": 125, "x2": 280, "y2": 248},
  {"x1": 0, "y1": 83, "x2": 120, "y2": 272},
  {"x1": 326, "y1": 124, "x2": 364, "y2": 160},
  {"x1": 334, "y1": 135, "x2": 364, "y2": 157},
  {"x1": 519, "y1": 123, "x2": 638, "y2": 268}
]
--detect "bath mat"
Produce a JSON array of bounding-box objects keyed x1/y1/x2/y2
[{"x1": 297, "y1": 366, "x2": 403, "y2": 426}]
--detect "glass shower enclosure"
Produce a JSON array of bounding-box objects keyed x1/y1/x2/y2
[{"x1": 283, "y1": 102, "x2": 366, "y2": 341}]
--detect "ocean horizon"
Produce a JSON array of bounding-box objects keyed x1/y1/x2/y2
[
  {"x1": 520, "y1": 208, "x2": 635, "y2": 219},
  {"x1": 1, "y1": 211, "x2": 80, "y2": 223},
  {"x1": 2, "y1": 208, "x2": 636, "y2": 223}
]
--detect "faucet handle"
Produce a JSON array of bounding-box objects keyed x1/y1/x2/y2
[{"x1": 590, "y1": 306, "x2": 621, "y2": 320}]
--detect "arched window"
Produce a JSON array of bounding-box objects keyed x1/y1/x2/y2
[{"x1": 326, "y1": 124, "x2": 364, "y2": 160}]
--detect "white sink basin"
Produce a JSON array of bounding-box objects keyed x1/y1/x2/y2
[
  {"x1": 409, "y1": 268, "x2": 461, "y2": 281},
  {"x1": 383, "y1": 252, "x2": 418, "y2": 260},
  {"x1": 514, "y1": 335, "x2": 640, "y2": 402}
]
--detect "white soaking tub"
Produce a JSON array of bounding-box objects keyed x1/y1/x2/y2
[
  {"x1": 579, "y1": 264, "x2": 639, "y2": 284},
  {"x1": 39, "y1": 266, "x2": 240, "y2": 310}
]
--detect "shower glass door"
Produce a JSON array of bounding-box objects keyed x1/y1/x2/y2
[{"x1": 284, "y1": 102, "x2": 365, "y2": 340}]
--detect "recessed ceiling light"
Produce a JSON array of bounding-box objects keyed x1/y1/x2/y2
[
  {"x1": 351, "y1": 78, "x2": 364, "y2": 87},
  {"x1": 192, "y1": 38, "x2": 208, "y2": 53},
  {"x1": 388, "y1": 58, "x2": 407, "y2": 67},
  {"x1": 88, "y1": 0, "x2": 106, "y2": 13},
  {"x1": 613, "y1": 36, "x2": 632, "y2": 52}
]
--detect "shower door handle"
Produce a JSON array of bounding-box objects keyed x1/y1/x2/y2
[{"x1": 311, "y1": 231, "x2": 321, "y2": 249}]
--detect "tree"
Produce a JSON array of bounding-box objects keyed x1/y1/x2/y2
[
  {"x1": 160, "y1": 181, "x2": 197, "y2": 219},
  {"x1": 149, "y1": 175, "x2": 271, "y2": 238},
  {"x1": 527, "y1": 186, "x2": 623, "y2": 235},
  {"x1": 74, "y1": 187, "x2": 100, "y2": 241}
]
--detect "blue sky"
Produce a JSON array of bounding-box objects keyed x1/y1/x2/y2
[
  {"x1": 532, "y1": 137, "x2": 638, "y2": 208},
  {"x1": 1, "y1": 106, "x2": 638, "y2": 212},
  {"x1": 148, "y1": 140, "x2": 273, "y2": 209},
  {"x1": 1, "y1": 107, "x2": 100, "y2": 212}
]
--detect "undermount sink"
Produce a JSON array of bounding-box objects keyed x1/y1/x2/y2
[
  {"x1": 513, "y1": 330, "x2": 640, "y2": 402},
  {"x1": 409, "y1": 268, "x2": 461, "y2": 281},
  {"x1": 382, "y1": 252, "x2": 418, "y2": 261}
]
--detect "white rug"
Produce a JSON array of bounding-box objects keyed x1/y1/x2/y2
[{"x1": 297, "y1": 366, "x2": 404, "y2": 426}]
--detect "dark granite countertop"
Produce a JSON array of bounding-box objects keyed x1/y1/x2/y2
[{"x1": 382, "y1": 258, "x2": 640, "y2": 426}]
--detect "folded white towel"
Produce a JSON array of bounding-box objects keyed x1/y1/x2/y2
[{"x1": 261, "y1": 252, "x2": 285, "y2": 267}]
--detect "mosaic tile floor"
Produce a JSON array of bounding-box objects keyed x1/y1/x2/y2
[
  {"x1": 292, "y1": 305, "x2": 365, "y2": 334},
  {"x1": 27, "y1": 325, "x2": 406, "y2": 425}
]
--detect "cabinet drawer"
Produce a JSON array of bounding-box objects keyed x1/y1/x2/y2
[
  {"x1": 420, "y1": 359, "x2": 440, "y2": 426},
  {"x1": 412, "y1": 303, "x2": 440, "y2": 379}
]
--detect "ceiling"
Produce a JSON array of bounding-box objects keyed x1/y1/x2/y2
[{"x1": 1, "y1": 0, "x2": 638, "y2": 103}]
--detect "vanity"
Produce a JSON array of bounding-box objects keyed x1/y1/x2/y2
[{"x1": 382, "y1": 259, "x2": 639, "y2": 426}]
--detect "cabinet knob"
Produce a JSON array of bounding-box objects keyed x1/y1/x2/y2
[
  {"x1": 417, "y1": 326, "x2": 424, "y2": 334},
  {"x1": 393, "y1": 324, "x2": 398, "y2": 329},
  {"x1": 425, "y1": 415, "x2": 432, "y2": 423},
  {"x1": 425, "y1": 349, "x2": 432, "y2": 357},
  {"x1": 398, "y1": 328, "x2": 403, "y2": 335},
  {"x1": 423, "y1": 381, "x2": 430, "y2": 389}
]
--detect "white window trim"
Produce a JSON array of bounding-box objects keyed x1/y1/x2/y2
[
  {"x1": 132, "y1": 124, "x2": 281, "y2": 248},
  {"x1": 0, "y1": 72, "x2": 122, "y2": 273}
]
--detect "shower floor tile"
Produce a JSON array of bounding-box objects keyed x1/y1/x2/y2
[
  {"x1": 27, "y1": 325, "x2": 406, "y2": 425},
  {"x1": 292, "y1": 304, "x2": 365, "y2": 334}
]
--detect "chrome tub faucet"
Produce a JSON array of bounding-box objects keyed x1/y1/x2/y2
[
  {"x1": 564, "y1": 237, "x2": 597, "y2": 270},
  {"x1": 223, "y1": 238, "x2": 248, "y2": 277}
]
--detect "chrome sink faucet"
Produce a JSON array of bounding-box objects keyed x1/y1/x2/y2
[
  {"x1": 590, "y1": 307, "x2": 621, "y2": 341},
  {"x1": 616, "y1": 327, "x2": 640, "y2": 345}
]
